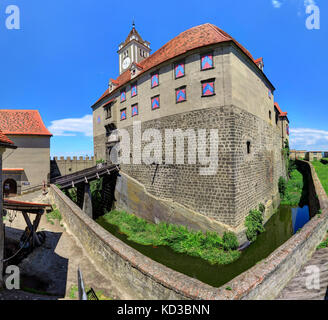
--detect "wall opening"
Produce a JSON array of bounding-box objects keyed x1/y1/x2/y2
[
  {"x1": 3, "y1": 179, "x2": 17, "y2": 197},
  {"x1": 247, "y1": 141, "x2": 251, "y2": 154}
]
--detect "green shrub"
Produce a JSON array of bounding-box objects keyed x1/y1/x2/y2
[
  {"x1": 245, "y1": 209, "x2": 265, "y2": 242},
  {"x1": 259, "y1": 203, "x2": 265, "y2": 213},
  {"x1": 278, "y1": 177, "x2": 287, "y2": 197},
  {"x1": 99, "y1": 210, "x2": 241, "y2": 265},
  {"x1": 222, "y1": 232, "x2": 239, "y2": 250}
]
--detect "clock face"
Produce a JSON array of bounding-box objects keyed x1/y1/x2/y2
[{"x1": 122, "y1": 57, "x2": 131, "y2": 70}]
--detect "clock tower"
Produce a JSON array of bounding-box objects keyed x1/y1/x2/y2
[{"x1": 118, "y1": 22, "x2": 151, "y2": 75}]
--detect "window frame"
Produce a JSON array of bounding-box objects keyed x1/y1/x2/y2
[
  {"x1": 200, "y1": 52, "x2": 214, "y2": 71},
  {"x1": 120, "y1": 89, "x2": 127, "y2": 103},
  {"x1": 131, "y1": 103, "x2": 139, "y2": 117},
  {"x1": 151, "y1": 71, "x2": 160, "y2": 89},
  {"x1": 120, "y1": 108, "x2": 127, "y2": 121},
  {"x1": 201, "y1": 79, "x2": 216, "y2": 97},
  {"x1": 151, "y1": 95, "x2": 160, "y2": 110},
  {"x1": 174, "y1": 60, "x2": 185, "y2": 79},
  {"x1": 131, "y1": 82, "x2": 138, "y2": 98},
  {"x1": 175, "y1": 86, "x2": 187, "y2": 104}
]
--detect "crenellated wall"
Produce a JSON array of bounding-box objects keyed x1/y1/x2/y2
[{"x1": 50, "y1": 156, "x2": 96, "y2": 178}]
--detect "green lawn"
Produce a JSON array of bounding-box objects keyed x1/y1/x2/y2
[
  {"x1": 280, "y1": 169, "x2": 304, "y2": 206},
  {"x1": 101, "y1": 210, "x2": 241, "y2": 265},
  {"x1": 312, "y1": 160, "x2": 328, "y2": 196}
]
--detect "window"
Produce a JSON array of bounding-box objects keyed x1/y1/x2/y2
[
  {"x1": 201, "y1": 79, "x2": 215, "y2": 97},
  {"x1": 275, "y1": 111, "x2": 279, "y2": 125},
  {"x1": 151, "y1": 95, "x2": 160, "y2": 110},
  {"x1": 201, "y1": 53, "x2": 214, "y2": 70},
  {"x1": 174, "y1": 61, "x2": 185, "y2": 79},
  {"x1": 269, "y1": 111, "x2": 272, "y2": 120},
  {"x1": 131, "y1": 83, "x2": 138, "y2": 97},
  {"x1": 120, "y1": 108, "x2": 127, "y2": 121},
  {"x1": 176, "y1": 86, "x2": 187, "y2": 103},
  {"x1": 105, "y1": 106, "x2": 111, "y2": 119},
  {"x1": 247, "y1": 141, "x2": 251, "y2": 154},
  {"x1": 151, "y1": 72, "x2": 159, "y2": 88},
  {"x1": 120, "y1": 89, "x2": 126, "y2": 103},
  {"x1": 105, "y1": 124, "x2": 111, "y2": 137},
  {"x1": 286, "y1": 125, "x2": 289, "y2": 136},
  {"x1": 131, "y1": 104, "x2": 139, "y2": 117}
]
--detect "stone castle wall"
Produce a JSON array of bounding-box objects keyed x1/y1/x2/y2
[
  {"x1": 119, "y1": 104, "x2": 286, "y2": 230},
  {"x1": 51, "y1": 156, "x2": 96, "y2": 178}
]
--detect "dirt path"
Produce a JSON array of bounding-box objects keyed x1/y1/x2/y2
[{"x1": 2, "y1": 190, "x2": 130, "y2": 300}]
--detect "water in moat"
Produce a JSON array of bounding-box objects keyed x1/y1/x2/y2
[{"x1": 96, "y1": 204, "x2": 311, "y2": 288}]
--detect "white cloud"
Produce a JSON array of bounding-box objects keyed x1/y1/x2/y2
[
  {"x1": 48, "y1": 114, "x2": 93, "y2": 137},
  {"x1": 290, "y1": 128, "x2": 328, "y2": 151},
  {"x1": 272, "y1": 0, "x2": 283, "y2": 8}
]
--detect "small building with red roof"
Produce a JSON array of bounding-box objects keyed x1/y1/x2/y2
[
  {"x1": 91, "y1": 23, "x2": 290, "y2": 238},
  {"x1": 0, "y1": 110, "x2": 52, "y2": 195}
]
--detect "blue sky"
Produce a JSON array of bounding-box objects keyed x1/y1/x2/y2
[{"x1": 0, "y1": 0, "x2": 327, "y2": 157}]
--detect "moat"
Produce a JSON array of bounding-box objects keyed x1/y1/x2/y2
[{"x1": 96, "y1": 203, "x2": 311, "y2": 288}]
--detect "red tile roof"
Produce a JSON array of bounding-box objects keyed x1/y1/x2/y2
[
  {"x1": 2, "y1": 168, "x2": 24, "y2": 172},
  {"x1": 255, "y1": 57, "x2": 263, "y2": 66},
  {"x1": 274, "y1": 102, "x2": 288, "y2": 117},
  {"x1": 0, "y1": 129, "x2": 14, "y2": 146},
  {"x1": 93, "y1": 23, "x2": 267, "y2": 107},
  {"x1": 0, "y1": 110, "x2": 52, "y2": 136}
]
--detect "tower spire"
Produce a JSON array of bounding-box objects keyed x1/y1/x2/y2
[{"x1": 132, "y1": 19, "x2": 135, "y2": 29}]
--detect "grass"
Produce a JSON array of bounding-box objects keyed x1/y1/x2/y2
[
  {"x1": 317, "y1": 230, "x2": 328, "y2": 250},
  {"x1": 101, "y1": 210, "x2": 241, "y2": 266},
  {"x1": 46, "y1": 206, "x2": 62, "y2": 225},
  {"x1": 312, "y1": 160, "x2": 328, "y2": 196},
  {"x1": 280, "y1": 169, "x2": 304, "y2": 206},
  {"x1": 68, "y1": 284, "x2": 112, "y2": 300}
]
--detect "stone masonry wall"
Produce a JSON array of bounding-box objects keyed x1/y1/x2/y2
[
  {"x1": 48, "y1": 161, "x2": 328, "y2": 300},
  {"x1": 119, "y1": 104, "x2": 286, "y2": 229}
]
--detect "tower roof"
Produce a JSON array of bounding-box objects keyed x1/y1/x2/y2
[
  {"x1": 0, "y1": 110, "x2": 52, "y2": 136},
  {"x1": 94, "y1": 23, "x2": 273, "y2": 107},
  {"x1": 120, "y1": 24, "x2": 149, "y2": 49}
]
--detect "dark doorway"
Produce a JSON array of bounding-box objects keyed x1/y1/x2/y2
[{"x1": 3, "y1": 179, "x2": 17, "y2": 196}]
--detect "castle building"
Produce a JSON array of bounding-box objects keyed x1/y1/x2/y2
[
  {"x1": 92, "y1": 23, "x2": 289, "y2": 239},
  {"x1": 0, "y1": 110, "x2": 52, "y2": 195}
]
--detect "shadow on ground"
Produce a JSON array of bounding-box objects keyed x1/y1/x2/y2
[{"x1": 3, "y1": 226, "x2": 68, "y2": 299}]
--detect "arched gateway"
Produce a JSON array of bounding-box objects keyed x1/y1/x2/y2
[{"x1": 3, "y1": 179, "x2": 17, "y2": 196}]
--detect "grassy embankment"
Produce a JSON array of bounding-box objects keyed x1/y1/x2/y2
[
  {"x1": 312, "y1": 160, "x2": 328, "y2": 249},
  {"x1": 101, "y1": 210, "x2": 241, "y2": 265},
  {"x1": 312, "y1": 160, "x2": 328, "y2": 196},
  {"x1": 279, "y1": 166, "x2": 304, "y2": 207}
]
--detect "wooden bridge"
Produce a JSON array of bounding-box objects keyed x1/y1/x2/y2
[{"x1": 50, "y1": 163, "x2": 119, "y2": 219}]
